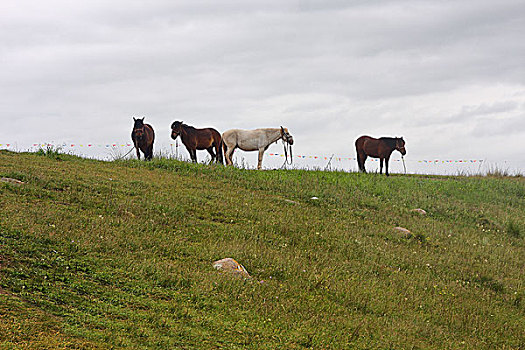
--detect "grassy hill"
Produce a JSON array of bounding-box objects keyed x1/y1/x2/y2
[{"x1": 0, "y1": 150, "x2": 524, "y2": 349}]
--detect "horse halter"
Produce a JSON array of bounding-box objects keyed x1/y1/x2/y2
[
  {"x1": 171, "y1": 129, "x2": 180, "y2": 139},
  {"x1": 280, "y1": 127, "x2": 293, "y2": 145},
  {"x1": 283, "y1": 132, "x2": 293, "y2": 144},
  {"x1": 396, "y1": 139, "x2": 406, "y2": 155},
  {"x1": 280, "y1": 127, "x2": 293, "y2": 167},
  {"x1": 133, "y1": 117, "x2": 147, "y2": 139},
  {"x1": 170, "y1": 122, "x2": 183, "y2": 140},
  {"x1": 134, "y1": 125, "x2": 146, "y2": 139}
]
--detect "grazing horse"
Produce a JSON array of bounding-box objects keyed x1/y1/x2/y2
[
  {"x1": 355, "y1": 136, "x2": 406, "y2": 176},
  {"x1": 131, "y1": 117, "x2": 155, "y2": 160},
  {"x1": 222, "y1": 127, "x2": 294, "y2": 169},
  {"x1": 170, "y1": 121, "x2": 223, "y2": 164}
]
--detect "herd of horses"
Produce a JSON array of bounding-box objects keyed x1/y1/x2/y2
[{"x1": 131, "y1": 117, "x2": 406, "y2": 175}]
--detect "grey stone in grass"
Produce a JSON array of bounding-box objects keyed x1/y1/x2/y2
[
  {"x1": 411, "y1": 208, "x2": 427, "y2": 215},
  {"x1": 212, "y1": 258, "x2": 251, "y2": 279},
  {"x1": 394, "y1": 226, "x2": 412, "y2": 238},
  {"x1": 1, "y1": 177, "x2": 24, "y2": 185}
]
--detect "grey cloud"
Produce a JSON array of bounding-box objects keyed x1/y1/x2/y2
[
  {"x1": 470, "y1": 114, "x2": 525, "y2": 137},
  {"x1": 3, "y1": 0, "x2": 525, "y2": 100},
  {"x1": 451, "y1": 101, "x2": 520, "y2": 121}
]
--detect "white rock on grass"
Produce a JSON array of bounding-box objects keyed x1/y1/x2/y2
[
  {"x1": 394, "y1": 226, "x2": 412, "y2": 238},
  {"x1": 411, "y1": 208, "x2": 427, "y2": 215},
  {"x1": 212, "y1": 258, "x2": 251, "y2": 279},
  {"x1": 0, "y1": 177, "x2": 24, "y2": 185}
]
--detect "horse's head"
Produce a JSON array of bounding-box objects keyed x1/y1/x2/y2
[
  {"x1": 171, "y1": 121, "x2": 183, "y2": 140},
  {"x1": 396, "y1": 137, "x2": 406, "y2": 155},
  {"x1": 280, "y1": 126, "x2": 294, "y2": 145},
  {"x1": 133, "y1": 117, "x2": 146, "y2": 139}
]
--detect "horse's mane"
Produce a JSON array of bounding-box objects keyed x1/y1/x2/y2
[{"x1": 172, "y1": 121, "x2": 197, "y2": 131}]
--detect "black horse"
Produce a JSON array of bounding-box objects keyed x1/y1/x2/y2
[
  {"x1": 131, "y1": 117, "x2": 155, "y2": 160},
  {"x1": 355, "y1": 136, "x2": 406, "y2": 176}
]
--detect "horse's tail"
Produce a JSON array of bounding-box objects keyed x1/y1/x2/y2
[
  {"x1": 356, "y1": 152, "x2": 362, "y2": 172},
  {"x1": 217, "y1": 136, "x2": 224, "y2": 165},
  {"x1": 221, "y1": 137, "x2": 228, "y2": 163},
  {"x1": 355, "y1": 138, "x2": 364, "y2": 172}
]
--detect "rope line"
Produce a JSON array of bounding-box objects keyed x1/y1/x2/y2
[{"x1": 0, "y1": 143, "x2": 499, "y2": 163}]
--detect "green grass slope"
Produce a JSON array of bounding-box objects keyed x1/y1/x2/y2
[{"x1": 0, "y1": 150, "x2": 524, "y2": 349}]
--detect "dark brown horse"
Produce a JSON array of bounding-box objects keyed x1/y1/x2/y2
[
  {"x1": 170, "y1": 121, "x2": 223, "y2": 164},
  {"x1": 131, "y1": 117, "x2": 155, "y2": 160},
  {"x1": 355, "y1": 136, "x2": 406, "y2": 176}
]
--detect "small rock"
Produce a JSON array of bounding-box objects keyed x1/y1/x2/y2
[
  {"x1": 394, "y1": 226, "x2": 412, "y2": 238},
  {"x1": 310, "y1": 196, "x2": 319, "y2": 200},
  {"x1": 0, "y1": 177, "x2": 24, "y2": 185},
  {"x1": 212, "y1": 258, "x2": 251, "y2": 279},
  {"x1": 411, "y1": 208, "x2": 427, "y2": 215},
  {"x1": 283, "y1": 199, "x2": 298, "y2": 204}
]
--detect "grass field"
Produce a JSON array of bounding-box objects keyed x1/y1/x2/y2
[{"x1": 0, "y1": 150, "x2": 524, "y2": 349}]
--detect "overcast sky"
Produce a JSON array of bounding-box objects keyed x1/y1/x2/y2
[{"x1": 1, "y1": 0, "x2": 524, "y2": 172}]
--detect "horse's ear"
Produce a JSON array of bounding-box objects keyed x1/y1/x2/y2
[
  {"x1": 141, "y1": 117, "x2": 145, "y2": 122},
  {"x1": 133, "y1": 117, "x2": 136, "y2": 121},
  {"x1": 280, "y1": 126, "x2": 284, "y2": 134}
]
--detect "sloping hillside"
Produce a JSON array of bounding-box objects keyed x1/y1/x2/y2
[{"x1": 0, "y1": 150, "x2": 524, "y2": 349}]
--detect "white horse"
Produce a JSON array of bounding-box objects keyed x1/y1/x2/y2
[{"x1": 222, "y1": 127, "x2": 294, "y2": 169}]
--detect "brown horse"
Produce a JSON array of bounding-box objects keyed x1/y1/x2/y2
[
  {"x1": 170, "y1": 121, "x2": 223, "y2": 164},
  {"x1": 355, "y1": 136, "x2": 406, "y2": 176},
  {"x1": 131, "y1": 117, "x2": 155, "y2": 160}
]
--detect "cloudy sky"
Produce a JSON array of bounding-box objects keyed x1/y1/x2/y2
[{"x1": 1, "y1": 0, "x2": 524, "y2": 172}]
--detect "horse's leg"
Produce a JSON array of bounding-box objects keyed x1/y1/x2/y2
[
  {"x1": 207, "y1": 147, "x2": 216, "y2": 163},
  {"x1": 185, "y1": 146, "x2": 194, "y2": 162},
  {"x1": 144, "y1": 144, "x2": 151, "y2": 160},
  {"x1": 385, "y1": 155, "x2": 390, "y2": 176},
  {"x1": 135, "y1": 143, "x2": 141, "y2": 160},
  {"x1": 191, "y1": 149, "x2": 197, "y2": 163},
  {"x1": 257, "y1": 148, "x2": 265, "y2": 170},
  {"x1": 225, "y1": 146, "x2": 235, "y2": 166},
  {"x1": 379, "y1": 158, "x2": 384, "y2": 174},
  {"x1": 147, "y1": 144, "x2": 154, "y2": 160},
  {"x1": 358, "y1": 153, "x2": 367, "y2": 173},
  {"x1": 215, "y1": 141, "x2": 223, "y2": 164}
]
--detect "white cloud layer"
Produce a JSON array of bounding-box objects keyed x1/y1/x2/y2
[{"x1": 1, "y1": 0, "x2": 524, "y2": 172}]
